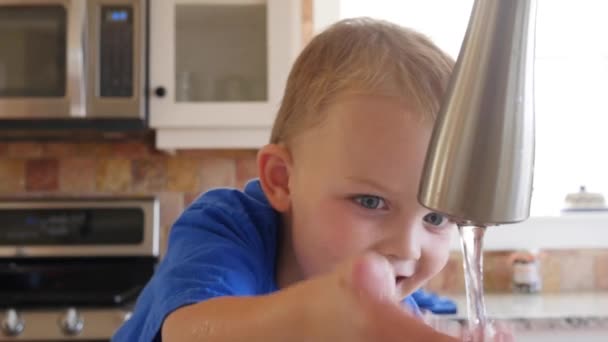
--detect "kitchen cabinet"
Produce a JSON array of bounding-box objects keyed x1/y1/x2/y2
[{"x1": 149, "y1": 0, "x2": 302, "y2": 150}]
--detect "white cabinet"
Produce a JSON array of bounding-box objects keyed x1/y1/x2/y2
[{"x1": 149, "y1": 0, "x2": 302, "y2": 149}]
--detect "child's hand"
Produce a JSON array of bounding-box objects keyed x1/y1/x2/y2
[{"x1": 292, "y1": 252, "x2": 458, "y2": 342}]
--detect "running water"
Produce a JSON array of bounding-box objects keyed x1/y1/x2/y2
[{"x1": 459, "y1": 225, "x2": 493, "y2": 342}]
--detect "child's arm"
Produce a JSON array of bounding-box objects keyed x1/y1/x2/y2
[
  {"x1": 162, "y1": 253, "x2": 459, "y2": 342},
  {"x1": 161, "y1": 292, "x2": 304, "y2": 341}
]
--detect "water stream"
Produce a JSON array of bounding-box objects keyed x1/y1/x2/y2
[{"x1": 459, "y1": 225, "x2": 493, "y2": 341}]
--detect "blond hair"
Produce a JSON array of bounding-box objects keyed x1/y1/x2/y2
[{"x1": 270, "y1": 17, "x2": 454, "y2": 144}]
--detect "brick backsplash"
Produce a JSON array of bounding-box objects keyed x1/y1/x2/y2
[{"x1": 0, "y1": 139, "x2": 259, "y2": 256}]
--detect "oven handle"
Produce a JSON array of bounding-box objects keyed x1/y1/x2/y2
[{"x1": 66, "y1": 0, "x2": 87, "y2": 117}]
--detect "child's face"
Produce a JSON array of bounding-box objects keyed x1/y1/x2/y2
[{"x1": 286, "y1": 94, "x2": 455, "y2": 299}]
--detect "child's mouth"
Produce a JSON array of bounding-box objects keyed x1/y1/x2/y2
[{"x1": 395, "y1": 276, "x2": 408, "y2": 285}]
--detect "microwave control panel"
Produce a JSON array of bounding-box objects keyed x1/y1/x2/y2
[{"x1": 99, "y1": 6, "x2": 134, "y2": 98}]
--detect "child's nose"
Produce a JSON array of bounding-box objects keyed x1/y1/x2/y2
[{"x1": 385, "y1": 222, "x2": 422, "y2": 261}]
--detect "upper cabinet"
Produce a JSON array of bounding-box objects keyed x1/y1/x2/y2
[{"x1": 149, "y1": 0, "x2": 302, "y2": 150}]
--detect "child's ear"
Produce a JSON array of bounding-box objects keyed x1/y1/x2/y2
[{"x1": 257, "y1": 144, "x2": 292, "y2": 212}]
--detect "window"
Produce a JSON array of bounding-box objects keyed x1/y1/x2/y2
[{"x1": 340, "y1": 0, "x2": 608, "y2": 216}]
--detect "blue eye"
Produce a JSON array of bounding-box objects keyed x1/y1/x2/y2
[
  {"x1": 354, "y1": 195, "x2": 387, "y2": 210},
  {"x1": 423, "y1": 212, "x2": 445, "y2": 226}
]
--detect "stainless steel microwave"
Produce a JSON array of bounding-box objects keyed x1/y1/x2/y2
[{"x1": 0, "y1": 0, "x2": 147, "y2": 130}]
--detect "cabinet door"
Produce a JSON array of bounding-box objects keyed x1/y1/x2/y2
[{"x1": 150, "y1": 0, "x2": 301, "y2": 129}]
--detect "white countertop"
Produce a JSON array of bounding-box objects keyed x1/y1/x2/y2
[
  {"x1": 429, "y1": 293, "x2": 608, "y2": 338},
  {"x1": 449, "y1": 292, "x2": 608, "y2": 320}
]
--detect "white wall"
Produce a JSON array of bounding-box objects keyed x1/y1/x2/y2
[
  {"x1": 337, "y1": 0, "x2": 608, "y2": 217},
  {"x1": 448, "y1": 213, "x2": 608, "y2": 251}
]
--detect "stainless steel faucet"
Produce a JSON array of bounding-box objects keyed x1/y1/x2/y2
[{"x1": 418, "y1": 0, "x2": 538, "y2": 227}]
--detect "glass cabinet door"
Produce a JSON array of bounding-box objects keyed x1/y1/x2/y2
[
  {"x1": 150, "y1": 0, "x2": 301, "y2": 130},
  {"x1": 175, "y1": 2, "x2": 267, "y2": 102},
  {"x1": 0, "y1": 5, "x2": 67, "y2": 97}
]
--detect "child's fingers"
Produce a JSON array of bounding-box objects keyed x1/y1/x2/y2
[
  {"x1": 346, "y1": 252, "x2": 397, "y2": 302},
  {"x1": 338, "y1": 253, "x2": 459, "y2": 342}
]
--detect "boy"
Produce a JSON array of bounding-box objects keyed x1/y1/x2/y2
[{"x1": 114, "y1": 18, "x2": 460, "y2": 341}]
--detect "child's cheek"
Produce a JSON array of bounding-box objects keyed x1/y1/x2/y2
[
  {"x1": 421, "y1": 236, "x2": 451, "y2": 278},
  {"x1": 319, "y1": 201, "x2": 371, "y2": 257}
]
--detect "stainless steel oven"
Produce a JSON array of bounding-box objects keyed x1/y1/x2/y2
[
  {"x1": 0, "y1": 197, "x2": 159, "y2": 341},
  {"x1": 0, "y1": 0, "x2": 147, "y2": 129}
]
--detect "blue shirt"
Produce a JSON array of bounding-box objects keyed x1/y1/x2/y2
[{"x1": 112, "y1": 180, "x2": 420, "y2": 342}]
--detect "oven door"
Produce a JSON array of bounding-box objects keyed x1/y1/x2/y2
[
  {"x1": 0, "y1": 0, "x2": 85, "y2": 119},
  {"x1": 0, "y1": 198, "x2": 159, "y2": 258}
]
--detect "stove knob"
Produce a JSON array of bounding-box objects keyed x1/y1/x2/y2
[
  {"x1": 2, "y1": 309, "x2": 24, "y2": 336},
  {"x1": 59, "y1": 308, "x2": 83, "y2": 335}
]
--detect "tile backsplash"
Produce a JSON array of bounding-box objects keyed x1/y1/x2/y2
[
  {"x1": 0, "y1": 138, "x2": 259, "y2": 256},
  {"x1": 427, "y1": 249, "x2": 608, "y2": 294}
]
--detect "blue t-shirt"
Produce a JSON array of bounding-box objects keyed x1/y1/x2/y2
[{"x1": 112, "y1": 180, "x2": 420, "y2": 342}]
